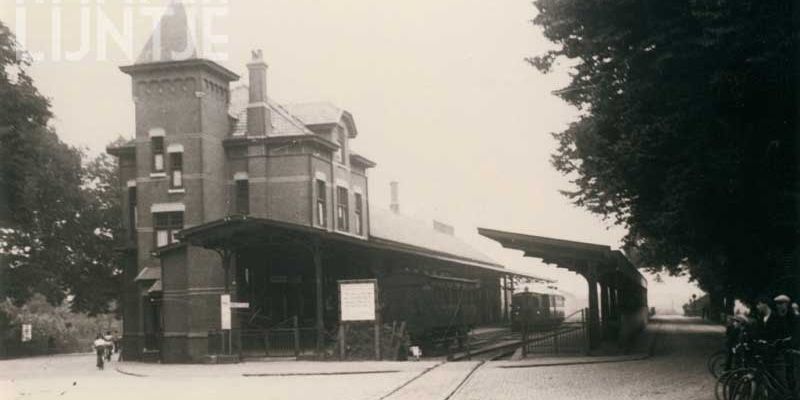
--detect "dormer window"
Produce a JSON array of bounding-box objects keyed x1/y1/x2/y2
[{"x1": 335, "y1": 130, "x2": 345, "y2": 164}]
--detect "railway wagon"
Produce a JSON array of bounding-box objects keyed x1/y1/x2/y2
[
  {"x1": 381, "y1": 272, "x2": 486, "y2": 352},
  {"x1": 510, "y1": 290, "x2": 565, "y2": 331}
]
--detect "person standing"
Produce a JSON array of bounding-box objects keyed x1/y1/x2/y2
[
  {"x1": 93, "y1": 334, "x2": 109, "y2": 370},
  {"x1": 755, "y1": 297, "x2": 777, "y2": 340},
  {"x1": 103, "y1": 331, "x2": 114, "y2": 362},
  {"x1": 772, "y1": 295, "x2": 797, "y2": 398},
  {"x1": 112, "y1": 330, "x2": 120, "y2": 354},
  {"x1": 793, "y1": 302, "x2": 800, "y2": 348},
  {"x1": 725, "y1": 314, "x2": 747, "y2": 370}
]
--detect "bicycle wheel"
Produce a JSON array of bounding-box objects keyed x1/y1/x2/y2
[
  {"x1": 729, "y1": 372, "x2": 758, "y2": 400},
  {"x1": 732, "y1": 370, "x2": 773, "y2": 400},
  {"x1": 718, "y1": 369, "x2": 748, "y2": 400},
  {"x1": 709, "y1": 350, "x2": 728, "y2": 378},
  {"x1": 716, "y1": 371, "x2": 734, "y2": 400}
]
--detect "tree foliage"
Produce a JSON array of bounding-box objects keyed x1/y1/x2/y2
[
  {"x1": 0, "y1": 294, "x2": 120, "y2": 356},
  {"x1": 531, "y1": 0, "x2": 798, "y2": 301},
  {"x1": 0, "y1": 20, "x2": 52, "y2": 223},
  {"x1": 0, "y1": 20, "x2": 122, "y2": 314}
]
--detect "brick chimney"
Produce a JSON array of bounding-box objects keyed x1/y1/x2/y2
[
  {"x1": 246, "y1": 49, "x2": 271, "y2": 136},
  {"x1": 390, "y1": 181, "x2": 400, "y2": 214}
]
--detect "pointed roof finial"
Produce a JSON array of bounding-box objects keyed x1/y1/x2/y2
[{"x1": 136, "y1": 1, "x2": 197, "y2": 64}]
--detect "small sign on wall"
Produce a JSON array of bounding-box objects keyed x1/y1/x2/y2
[
  {"x1": 21, "y1": 324, "x2": 32, "y2": 342},
  {"x1": 220, "y1": 294, "x2": 231, "y2": 330},
  {"x1": 339, "y1": 280, "x2": 376, "y2": 321}
]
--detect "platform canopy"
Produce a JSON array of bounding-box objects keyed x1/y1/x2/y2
[
  {"x1": 478, "y1": 227, "x2": 648, "y2": 349},
  {"x1": 477, "y1": 228, "x2": 645, "y2": 288},
  {"x1": 170, "y1": 215, "x2": 557, "y2": 283}
]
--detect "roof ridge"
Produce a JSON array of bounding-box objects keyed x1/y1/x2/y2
[{"x1": 370, "y1": 207, "x2": 501, "y2": 268}]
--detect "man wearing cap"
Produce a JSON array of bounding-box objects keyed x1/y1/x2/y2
[
  {"x1": 755, "y1": 297, "x2": 779, "y2": 340},
  {"x1": 773, "y1": 294, "x2": 796, "y2": 397}
]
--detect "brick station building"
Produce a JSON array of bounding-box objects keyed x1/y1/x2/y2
[{"x1": 107, "y1": 2, "x2": 528, "y2": 363}]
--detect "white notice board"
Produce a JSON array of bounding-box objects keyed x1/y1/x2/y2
[
  {"x1": 339, "y1": 280, "x2": 376, "y2": 321},
  {"x1": 220, "y1": 294, "x2": 231, "y2": 330},
  {"x1": 21, "y1": 324, "x2": 32, "y2": 342}
]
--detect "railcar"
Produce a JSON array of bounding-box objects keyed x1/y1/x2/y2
[
  {"x1": 380, "y1": 272, "x2": 485, "y2": 352},
  {"x1": 510, "y1": 289, "x2": 565, "y2": 331}
]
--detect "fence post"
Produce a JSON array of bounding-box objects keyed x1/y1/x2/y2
[
  {"x1": 582, "y1": 308, "x2": 590, "y2": 356},
  {"x1": 446, "y1": 331, "x2": 454, "y2": 361},
  {"x1": 521, "y1": 320, "x2": 529, "y2": 358},
  {"x1": 293, "y1": 316, "x2": 300, "y2": 358},
  {"x1": 553, "y1": 331, "x2": 560, "y2": 355},
  {"x1": 466, "y1": 331, "x2": 472, "y2": 361},
  {"x1": 265, "y1": 330, "x2": 271, "y2": 357},
  {"x1": 339, "y1": 324, "x2": 346, "y2": 360}
]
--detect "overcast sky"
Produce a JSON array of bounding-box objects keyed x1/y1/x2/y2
[{"x1": 1, "y1": 0, "x2": 703, "y2": 313}]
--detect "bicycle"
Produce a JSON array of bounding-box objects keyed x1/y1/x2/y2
[{"x1": 716, "y1": 338, "x2": 797, "y2": 400}]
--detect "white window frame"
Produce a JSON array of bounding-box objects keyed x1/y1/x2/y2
[
  {"x1": 336, "y1": 186, "x2": 349, "y2": 232},
  {"x1": 149, "y1": 128, "x2": 166, "y2": 174},
  {"x1": 152, "y1": 209, "x2": 184, "y2": 248},
  {"x1": 167, "y1": 144, "x2": 184, "y2": 189}
]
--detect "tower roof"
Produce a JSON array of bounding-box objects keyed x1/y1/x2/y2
[
  {"x1": 136, "y1": 1, "x2": 197, "y2": 64},
  {"x1": 122, "y1": 1, "x2": 238, "y2": 81}
]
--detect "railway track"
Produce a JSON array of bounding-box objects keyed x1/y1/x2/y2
[{"x1": 378, "y1": 360, "x2": 489, "y2": 400}]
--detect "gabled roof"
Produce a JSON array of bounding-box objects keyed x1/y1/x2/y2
[
  {"x1": 284, "y1": 102, "x2": 342, "y2": 126},
  {"x1": 284, "y1": 102, "x2": 358, "y2": 138},
  {"x1": 370, "y1": 208, "x2": 501, "y2": 269},
  {"x1": 228, "y1": 86, "x2": 315, "y2": 137},
  {"x1": 229, "y1": 99, "x2": 317, "y2": 137},
  {"x1": 136, "y1": 1, "x2": 197, "y2": 64}
]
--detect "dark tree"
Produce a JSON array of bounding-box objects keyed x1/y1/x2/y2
[
  {"x1": 0, "y1": 20, "x2": 52, "y2": 224},
  {"x1": 530, "y1": 0, "x2": 798, "y2": 303},
  {"x1": 0, "y1": 21, "x2": 122, "y2": 314}
]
